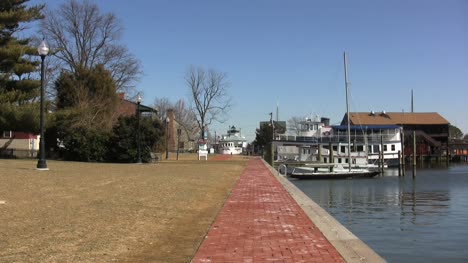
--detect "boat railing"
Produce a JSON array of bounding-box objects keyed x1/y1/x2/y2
[{"x1": 275, "y1": 134, "x2": 399, "y2": 143}]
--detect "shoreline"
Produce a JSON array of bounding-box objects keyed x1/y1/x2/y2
[{"x1": 261, "y1": 159, "x2": 386, "y2": 263}]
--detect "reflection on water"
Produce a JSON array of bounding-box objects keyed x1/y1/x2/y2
[{"x1": 291, "y1": 165, "x2": 468, "y2": 263}]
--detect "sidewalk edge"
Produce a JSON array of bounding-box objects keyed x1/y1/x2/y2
[{"x1": 261, "y1": 159, "x2": 386, "y2": 263}]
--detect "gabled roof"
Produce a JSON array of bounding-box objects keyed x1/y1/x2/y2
[{"x1": 344, "y1": 112, "x2": 449, "y2": 126}]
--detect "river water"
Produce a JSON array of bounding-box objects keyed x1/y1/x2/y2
[{"x1": 290, "y1": 165, "x2": 468, "y2": 263}]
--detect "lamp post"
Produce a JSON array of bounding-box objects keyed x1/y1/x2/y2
[
  {"x1": 165, "y1": 117, "x2": 170, "y2": 160},
  {"x1": 37, "y1": 40, "x2": 49, "y2": 170},
  {"x1": 176, "y1": 128, "x2": 181, "y2": 160},
  {"x1": 136, "y1": 94, "x2": 142, "y2": 163}
]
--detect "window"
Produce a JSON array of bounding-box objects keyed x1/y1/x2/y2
[
  {"x1": 384, "y1": 145, "x2": 388, "y2": 151},
  {"x1": 368, "y1": 146, "x2": 372, "y2": 153},
  {"x1": 340, "y1": 146, "x2": 346, "y2": 153},
  {"x1": 373, "y1": 145, "x2": 379, "y2": 153},
  {"x1": 332, "y1": 145, "x2": 338, "y2": 151},
  {"x1": 2, "y1": 131, "x2": 11, "y2": 138},
  {"x1": 357, "y1": 145, "x2": 364, "y2": 152},
  {"x1": 338, "y1": 158, "x2": 342, "y2": 163},
  {"x1": 391, "y1": 144, "x2": 396, "y2": 151}
]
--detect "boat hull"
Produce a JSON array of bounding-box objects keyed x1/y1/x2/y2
[{"x1": 288, "y1": 169, "x2": 379, "y2": 180}]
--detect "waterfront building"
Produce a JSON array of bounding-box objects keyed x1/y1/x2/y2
[
  {"x1": 274, "y1": 116, "x2": 403, "y2": 166},
  {"x1": 343, "y1": 112, "x2": 449, "y2": 160}
]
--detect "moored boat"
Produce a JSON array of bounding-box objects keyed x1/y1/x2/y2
[
  {"x1": 288, "y1": 166, "x2": 379, "y2": 179},
  {"x1": 284, "y1": 52, "x2": 380, "y2": 179}
]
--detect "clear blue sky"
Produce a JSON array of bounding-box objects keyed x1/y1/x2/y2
[{"x1": 31, "y1": 0, "x2": 467, "y2": 141}]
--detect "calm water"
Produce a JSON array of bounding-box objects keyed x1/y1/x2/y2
[{"x1": 290, "y1": 165, "x2": 468, "y2": 263}]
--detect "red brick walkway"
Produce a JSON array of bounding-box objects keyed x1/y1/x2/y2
[
  {"x1": 192, "y1": 158, "x2": 344, "y2": 262},
  {"x1": 210, "y1": 155, "x2": 232, "y2": 161}
]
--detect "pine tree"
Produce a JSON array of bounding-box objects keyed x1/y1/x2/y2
[
  {"x1": 0, "y1": 0, "x2": 44, "y2": 132},
  {"x1": 54, "y1": 64, "x2": 120, "y2": 131}
]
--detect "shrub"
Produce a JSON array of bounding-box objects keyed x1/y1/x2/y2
[{"x1": 107, "y1": 116, "x2": 164, "y2": 163}]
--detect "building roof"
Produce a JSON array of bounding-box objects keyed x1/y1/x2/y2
[
  {"x1": 344, "y1": 112, "x2": 449, "y2": 126},
  {"x1": 332, "y1": 125, "x2": 401, "y2": 131}
]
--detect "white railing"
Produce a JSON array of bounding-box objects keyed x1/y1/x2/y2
[{"x1": 275, "y1": 133, "x2": 400, "y2": 143}]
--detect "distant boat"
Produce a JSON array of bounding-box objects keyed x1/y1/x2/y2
[
  {"x1": 286, "y1": 52, "x2": 379, "y2": 179},
  {"x1": 288, "y1": 166, "x2": 380, "y2": 179},
  {"x1": 218, "y1": 126, "x2": 247, "y2": 155}
]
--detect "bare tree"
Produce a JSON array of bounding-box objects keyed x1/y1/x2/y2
[
  {"x1": 287, "y1": 116, "x2": 306, "y2": 135},
  {"x1": 186, "y1": 66, "x2": 231, "y2": 139},
  {"x1": 153, "y1": 97, "x2": 200, "y2": 140},
  {"x1": 173, "y1": 99, "x2": 200, "y2": 140},
  {"x1": 41, "y1": 0, "x2": 141, "y2": 92},
  {"x1": 153, "y1": 97, "x2": 173, "y2": 122}
]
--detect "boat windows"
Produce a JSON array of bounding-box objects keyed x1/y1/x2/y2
[
  {"x1": 338, "y1": 158, "x2": 342, "y2": 163},
  {"x1": 368, "y1": 146, "x2": 372, "y2": 153},
  {"x1": 373, "y1": 145, "x2": 379, "y2": 153},
  {"x1": 357, "y1": 145, "x2": 364, "y2": 152},
  {"x1": 340, "y1": 146, "x2": 346, "y2": 153},
  {"x1": 391, "y1": 144, "x2": 395, "y2": 151},
  {"x1": 384, "y1": 145, "x2": 388, "y2": 152}
]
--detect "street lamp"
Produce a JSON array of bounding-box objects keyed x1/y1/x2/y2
[
  {"x1": 136, "y1": 94, "x2": 142, "y2": 163},
  {"x1": 165, "y1": 117, "x2": 170, "y2": 160},
  {"x1": 37, "y1": 40, "x2": 49, "y2": 170},
  {"x1": 177, "y1": 128, "x2": 181, "y2": 160}
]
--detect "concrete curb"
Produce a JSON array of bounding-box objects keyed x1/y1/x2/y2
[{"x1": 261, "y1": 159, "x2": 386, "y2": 263}]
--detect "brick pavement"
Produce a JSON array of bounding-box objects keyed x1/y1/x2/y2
[
  {"x1": 210, "y1": 155, "x2": 233, "y2": 161},
  {"x1": 192, "y1": 158, "x2": 345, "y2": 262}
]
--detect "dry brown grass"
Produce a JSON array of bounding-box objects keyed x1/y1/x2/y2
[{"x1": 0, "y1": 154, "x2": 249, "y2": 262}]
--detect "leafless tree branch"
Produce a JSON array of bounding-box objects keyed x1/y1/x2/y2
[
  {"x1": 41, "y1": 0, "x2": 141, "y2": 93},
  {"x1": 186, "y1": 66, "x2": 232, "y2": 139}
]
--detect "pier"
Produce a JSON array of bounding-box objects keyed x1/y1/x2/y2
[{"x1": 449, "y1": 138, "x2": 468, "y2": 162}]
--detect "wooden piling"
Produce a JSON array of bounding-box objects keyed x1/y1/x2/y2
[
  {"x1": 398, "y1": 151, "x2": 402, "y2": 176},
  {"x1": 380, "y1": 135, "x2": 384, "y2": 175},
  {"x1": 318, "y1": 145, "x2": 322, "y2": 162},
  {"x1": 329, "y1": 142, "x2": 334, "y2": 172},
  {"x1": 412, "y1": 130, "x2": 416, "y2": 178},
  {"x1": 401, "y1": 128, "x2": 405, "y2": 176}
]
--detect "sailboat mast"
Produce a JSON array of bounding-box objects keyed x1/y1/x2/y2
[{"x1": 344, "y1": 52, "x2": 352, "y2": 172}]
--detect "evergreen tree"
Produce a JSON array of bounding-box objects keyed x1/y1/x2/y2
[
  {"x1": 449, "y1": 124, "x2": 464, "y2": 139},
  {"x1": 107, "y1": 116, "x2": 164, "y2": 163},
  {"x1": 54, "y1": 64, "x2": 119, "y2": 131},
  {"x1": 0, "y1": 0, "x2": 45, "y2": 132},
  {"x1": 47, "y1": 64, "x2": 120, "y2": 160},
  {"x1": 253, "y1": 123, "x2": 273, "y2": 150}
]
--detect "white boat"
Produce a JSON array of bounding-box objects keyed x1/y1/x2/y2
[
  {"x1": 289, "y1": 166, "x2": 379, "y2": 179},
  {"x1": 287, "y1": 52, "x2": 379, "y2": 179},
  {"x1": 218, "y1": 126, "x2": 247, "y2": 155}
]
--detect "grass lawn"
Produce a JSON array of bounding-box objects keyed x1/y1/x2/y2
[{"x1": 0, "y1": 154, "x2": 248, "y2": 262}]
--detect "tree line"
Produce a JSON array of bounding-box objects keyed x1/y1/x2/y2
[{"x1": 1, "y1": 0, "x2": 231, "y2": 162}]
